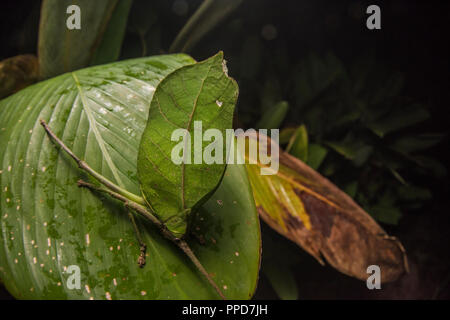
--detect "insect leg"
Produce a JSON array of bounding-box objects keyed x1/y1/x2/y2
[{"x1": 125, "y1": 206, "x2": 147, "y2": 268}]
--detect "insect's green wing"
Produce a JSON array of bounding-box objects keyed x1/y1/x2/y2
[{"x1": 137, "y1": 52, "x2": 239, "y2": 237}]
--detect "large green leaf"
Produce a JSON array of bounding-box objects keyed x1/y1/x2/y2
[
  {"x1": 38, "y1": 0, "x2": 132, "y2": 79},
  {"x1": 0, "y1": 54, "x2": 260, "y2": 299},
  {"x1": 138, "y1": 52, "x2": 238, "y2": 237}
]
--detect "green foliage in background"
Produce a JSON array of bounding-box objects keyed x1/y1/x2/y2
[
  {"x1": 39, "y1": 0, "x2": 132, "y2": 79},
  {"x1": 255, "y1": 52, "x2": 445, "y2": 225}
]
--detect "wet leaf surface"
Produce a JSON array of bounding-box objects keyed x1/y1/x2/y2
[
  {"x1": 138, "y1": 52, "x2": 238, "y2": 237},
  {"x1": 0, "y1": 54, "x2": 260, "y2": 299}
]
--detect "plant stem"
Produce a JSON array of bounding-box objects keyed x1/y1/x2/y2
[
  {"x1": 177, "y1": 239, "x2": 226, "y2": 300},
  {"x1": 40, "y1": 120, "x2": 146, "y2": 206}
]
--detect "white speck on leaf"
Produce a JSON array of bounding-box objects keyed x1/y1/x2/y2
[
  {"x1": 222, "y1": 59, "x2": 229, "y2": 76},
  {"x1": 143, "y1": 85, "x2": 155, "y2": 92}
]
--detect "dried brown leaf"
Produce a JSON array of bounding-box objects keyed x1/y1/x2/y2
[{"x1": 242, "y1": 132, "x2": 408, "y2": 282}]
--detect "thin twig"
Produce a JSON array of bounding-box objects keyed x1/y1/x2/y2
[
  {"x1": 40, "y1": 120, "x2": 146, "y2": 206},
  {"x1": 177, "y1": 240, "x2": 226, "y2": 300}
]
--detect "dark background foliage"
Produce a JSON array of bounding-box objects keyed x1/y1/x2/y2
[{"x1": 1, "y1": 0, "x2": 449, "y2": 299}]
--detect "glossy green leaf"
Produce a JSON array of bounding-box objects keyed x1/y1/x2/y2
[
  {"x1": 137, "y1": 52, "x2": 238, "y2": 237},
  {"x1": 0, "y1": 54, "x2": 260, "y2": 299},
  {"x1": 38, "y1": 0, "x2": 132, "y2": 79}
]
